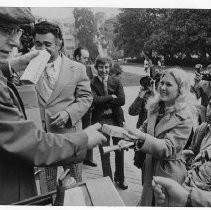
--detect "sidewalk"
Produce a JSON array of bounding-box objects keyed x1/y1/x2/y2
[
  {"x1": 82, "y1": 86, "x2": 143, "y2": 206},
  {"x1": 82, "y1": 146, "x2": 142, "y2": 206}
]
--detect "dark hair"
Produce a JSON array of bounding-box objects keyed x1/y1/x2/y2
[
  {"x1": 33, "y1": 21, "x2": 64, "y2": 50},
  {"x1": 34, "y1": 21, "x2": 63, "y2": 40},
  {"x1": 73, "y1": 47, "x2": 88, "y2": 60},
  {"x1": 94, "y1": 55, "x2": 112, "y2": 69}
]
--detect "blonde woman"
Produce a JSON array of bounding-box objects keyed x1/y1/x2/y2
[{"x1": 124, "y1": 68, "x2": 197, "y2": 206}]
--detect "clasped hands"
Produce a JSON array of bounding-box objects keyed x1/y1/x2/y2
[
  {"x1": 117, "y1": 125, "x2": 146, "y2": 149},
  {"x1": 100, "y1": 124, "x2": 146, "y2": 150}
]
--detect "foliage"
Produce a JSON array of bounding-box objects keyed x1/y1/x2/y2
[
  {"x1": 114, "y1": 8, "x2": 211, "y2": 65},
  {"x1": 73, "y1": 8, "x2": 98, "y2": 62}
]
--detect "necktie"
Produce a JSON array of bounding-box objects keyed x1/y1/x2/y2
[
  {"x1": 41, "y1": 62, "x2": 55, "y2": 102},
  {"x1": 102, "y1": 79, "x2": 108, "y2": 95},
  {"x1": 44, "y1": 62, "x2": 56, "y2": 89}
]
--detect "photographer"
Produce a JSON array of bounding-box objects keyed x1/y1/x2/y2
[
  {"x1": 191, "y1": 64, "x2": 211, "y2": 123},
  {"x1": 128, "y1": 76, "x2": 154, "y2": 170},
  {"x1": 129, "y1": 76, "x2": 154, "y2": 128}
]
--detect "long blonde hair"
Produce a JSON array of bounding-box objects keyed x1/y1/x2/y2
[{"x1": 147, "y1": 67, "x2": 197, "y2": 115}]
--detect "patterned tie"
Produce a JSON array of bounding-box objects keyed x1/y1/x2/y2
[
  {"x1": 44, "y1": 62, "x2": 56, "y2": 90},
  {"x1": 102, "y1": 79, "x2": 108, "y2": 95},
  {"x1": 41, "y1": 62, "x2": 55, "y2": 102}
]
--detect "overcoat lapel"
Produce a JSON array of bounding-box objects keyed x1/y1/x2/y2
[
  {"x1": 47, "y1": 56, "x2": 74, "y2": 104},
  {"x1": 147, "y1": 112, "x2": 158, "y2": 136},
  {"x1": 155, "y1": 114, "x2": 180, "y2": 137},
  {"x1": 36, "y1": 77, "x2": 47, "y2": 102},
  {"x1": 92, "y1": 76, "x2": 105, "y2": 95}
]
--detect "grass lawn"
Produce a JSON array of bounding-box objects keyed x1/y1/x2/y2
[
  {"x1": 120, "y1": 71, "x2": 140, "y2": 87},
  {"x1": 119, "y1": 64, "x2": 195, "y2": 87}
]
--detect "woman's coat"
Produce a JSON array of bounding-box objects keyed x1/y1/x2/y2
[{"x1": 139, "y1": 106, "x2": 193, "y2": 206}]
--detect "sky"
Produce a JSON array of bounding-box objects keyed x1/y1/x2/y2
[
  {"x1": 31, "y1": 7, "x2": 120, "y2": 20},
  {"x1": 1, "y1": 0, "x2": 211, "y2": 9}
]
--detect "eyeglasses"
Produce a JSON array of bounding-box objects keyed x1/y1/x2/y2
[{"x1": 0, "y1": 25, "x2": 23, "y2": 39}]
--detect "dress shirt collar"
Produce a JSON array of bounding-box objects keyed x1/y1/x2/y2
[{"x1": 98, "y1": 75, "x2": 108, "y2": 82}]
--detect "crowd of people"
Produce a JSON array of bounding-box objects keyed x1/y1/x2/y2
[{"x1": 0, "y1": 7, "x2": 211, "y2": 207}]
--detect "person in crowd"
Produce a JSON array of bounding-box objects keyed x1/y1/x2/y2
[
  {"x1": 32, "y1": 21, "x2": 93, "y2": 188},
  {"x1": 152, "y1": 176, "x2": 211, "y2": 207},
  {"x1": 152, "y1": 103, "x2": 211, "y2": 207},
  {"x1": 152, "y1": 104, "x2": 211, "y2": 207},
  {"x1": 157, "y1": 57, "x2": 162, "y2": 71},
  {"x1": 181, "y1": 98, "x2": 211, "y2": 192},
  {"x1": 122, "y1": 68, "x2": 196, "y2": 205},
  {"x1": 73, "y1": 46, "x2": 97, "y2": 167},
  {"x1": 0, "y1": 7, "x2": 106, "y2": 205},
  {"x1": 129, "y1": 76, "x2": 154, "y2": 129},
  {"x1": 191, "y1": 64, "x2": 211, "y2": 123},
  {"x1": 144, "y1": 56, "x2": 149, "y2": 74},
  {"x1": 109, "y1": 63, "x2": 123, "y2": 79},
  {"x1": 128, "y1": 76, "x2": 155, "y2": 170},
  {"x1": 91, "y1": 55, "x2": 128, "y2": 190}
]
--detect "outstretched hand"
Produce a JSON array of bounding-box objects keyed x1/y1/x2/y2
[
  {"x1": 84, "y1": 123, "x2": 107, "y2": 149},
  {"x1": 123, "y1": 124, "x2": 146, "y2": 141},
  {"x1": 152, "y1": 176, "x2": 189, "y2": 207}
]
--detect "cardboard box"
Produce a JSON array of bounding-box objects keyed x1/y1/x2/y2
[
  {"x1": 16, "y1": 85, "x2": 42, "y2": 130},
  {"x1": 13, "y1": 177, "x2": 125, "y2": 206},
  {"x1": 63, "y1": 177, "x2": 125, "y2": 206}
]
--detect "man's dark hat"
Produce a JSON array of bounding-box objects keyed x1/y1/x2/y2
[{"x1": 0, "y1": 7, "x2": 34, "y2": 25}]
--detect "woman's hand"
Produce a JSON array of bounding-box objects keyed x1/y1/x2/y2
[{"x1": 123, "y1": 124, "x2": 146, "y2": 142}]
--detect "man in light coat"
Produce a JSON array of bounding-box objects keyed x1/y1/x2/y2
[
  {"x1": 0, "y1": 7, "x2": 106, "y2": 204},
  {"x1": 34, "y1": 21, "x2": 93, "y2": 185}
]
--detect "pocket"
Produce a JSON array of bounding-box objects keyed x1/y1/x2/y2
[
  {"x1": 155, "y1": 160, "x2": 177, "y2": 181},
  {"x1": 155, "y1": 160, "x2": 187, "y2": 184}
]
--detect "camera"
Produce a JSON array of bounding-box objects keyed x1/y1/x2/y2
[
  {"x1": 195, "y1": 64, "x2": 211, "y2": 81},
  {"x1": 201, "y1": 73, "x2": 211, "y2": 81},
  {"x1": 140, "y1": 76, "x2": 154, "y2": 90},
  {"x1": 195, "y1": 64, "x2": 203, "y2": 73}
]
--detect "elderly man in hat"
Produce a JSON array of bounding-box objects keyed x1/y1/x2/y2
[{"x1": 0, "y1": 7, "x2": 106, "y2": 205}]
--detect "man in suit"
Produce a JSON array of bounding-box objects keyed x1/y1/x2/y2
[
  {"x1": 34, "y1": 21, "x2": 93, "y2": 187},
  {"x1": 91, "y1": 56, "x2": 128, "y2": 190},
  {"x1": 0, "y1": 7, "x2": 106, "y2": 204},
  {"x1": 74, "y1": 46, "x2": 97, "y2": 167}
]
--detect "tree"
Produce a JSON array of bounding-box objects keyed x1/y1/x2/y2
[
  {"x1": 114, "y1": 8, "x2": 211, "y2": 64},
  {"x1": 73, "y1": 8, "x2": 98, "y2": 62}
]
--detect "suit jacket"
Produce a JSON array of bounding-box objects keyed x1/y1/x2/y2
[
  {"x1": 81, "y1": 65, "x2": 97, "y2": 129},
  {"x1": 139, "y1": 105, "x2": 193, "y2": 206},
  {"x1": 91, "y1": 76, "x2": 125, "y2": 127},
  {"x1": 0, "y1": 74, "x2": 88, "y2": 204},
  {"x1": 36, "y1": 54, "x2": 93, "y2": 133}
]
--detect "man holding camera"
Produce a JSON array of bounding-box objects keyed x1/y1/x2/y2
[{"x1": 192, "y1": 64, "x2": 211, "y2": 123}]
